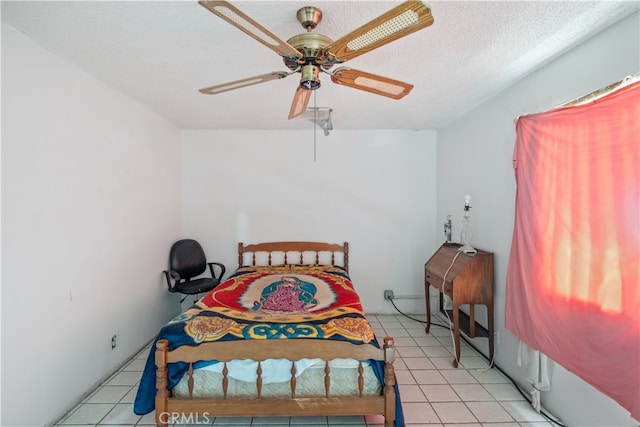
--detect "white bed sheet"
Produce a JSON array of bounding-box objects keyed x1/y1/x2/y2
[{"x1": 173, "y1": 358, "x2": 381, "y2": 399}]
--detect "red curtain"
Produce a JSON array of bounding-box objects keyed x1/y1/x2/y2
[{"x1": 506, "y1": 80, "x2": 640, "y2": 420}]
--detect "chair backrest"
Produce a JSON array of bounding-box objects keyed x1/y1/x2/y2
[{"x1": 169, "y1": 239, "x2": 207, "y2": 280}]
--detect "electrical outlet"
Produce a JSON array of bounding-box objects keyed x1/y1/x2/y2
[
  {"x1": 384, "y1": 290, "x2": 394, "y2": 300},
  {"x1": 111, "y1": 334, "x2": 117, "y2": 349},
  {"x1": 443, "y1": 295, "x2": 452, "y2": 310}
]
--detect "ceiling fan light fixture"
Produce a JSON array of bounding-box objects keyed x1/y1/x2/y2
[
  {"x1": 298, "y1": 107, "x2": 332, "y2": 120},
  {"x1": 297, "y1": 107, "x2": 333, "y2": 136},
  {"x1": 300, "y1": 65, "x2": 321, "y2": 90},
  {"x1": 296, "y1": 107, "x2": 333, "y2": 136}
]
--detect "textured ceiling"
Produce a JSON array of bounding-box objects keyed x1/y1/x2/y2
[{"x1": 2, "y1": 1, "x2": 638, "y2": 130}]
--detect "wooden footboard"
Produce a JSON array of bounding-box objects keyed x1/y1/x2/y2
[{"x1": 154, "y1": 337, "x2": 396, "y2": 427}]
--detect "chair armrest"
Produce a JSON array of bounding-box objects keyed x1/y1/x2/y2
[
  {"x1": 163, "y1": 269, "x2": 181, "y2": 292},
  {"x1": 207, "y1": 262, "x2": 226, "y2": 281}
]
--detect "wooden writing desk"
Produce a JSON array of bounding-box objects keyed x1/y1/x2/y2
[{"x1": 424, "y1": 243, "x2": 494, "y2": 367}]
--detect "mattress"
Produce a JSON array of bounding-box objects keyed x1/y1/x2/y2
[{"x1": 172, "y1": 358, "x2": 382, "y2": 398}]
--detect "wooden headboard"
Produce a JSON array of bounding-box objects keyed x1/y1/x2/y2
[{"x1": 238, "y1": 241, "x2": 349, "y2": 272}]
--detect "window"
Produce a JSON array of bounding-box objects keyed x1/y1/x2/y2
[{"x1": 505, "y1": 79, "x2": 640, "y2": 419}]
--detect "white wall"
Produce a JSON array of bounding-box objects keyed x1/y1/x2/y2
[
  {"x1": 180, "y1": 129, "x2": 438, "y2": 314},
  {"x1": 1, "y1": 24, "x2": 183, "y2": 426},
  {"x1": 436, "y1": 12, "x2": 639, "y2": 426},
  {"x1": 3, "y1": 8, "x2": 637, "y2": 426}
]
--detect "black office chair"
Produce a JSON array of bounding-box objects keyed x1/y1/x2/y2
[{"x1": 163, "y1": 239, "x2": 226, "y2": 303}]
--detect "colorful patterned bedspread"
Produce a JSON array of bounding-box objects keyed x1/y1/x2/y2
[
  {"x1": 133, "y1": 264, "x2": 402, "y2": 424},
  {"x1": 185, "y1": 264, "x2": 374, "y2": 343}
]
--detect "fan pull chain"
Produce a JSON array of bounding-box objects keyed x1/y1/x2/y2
[{"x1": 313, "y1": 90, "x2": 317, "y2": 163}]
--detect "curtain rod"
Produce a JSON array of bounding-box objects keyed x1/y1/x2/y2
[{"x1": 559, "y1": 71, "x2": 640, "y2": 107}]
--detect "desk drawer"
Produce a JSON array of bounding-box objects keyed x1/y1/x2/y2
[{"x1": 425, "y1": 270, "x2": 452, "y2": 294}]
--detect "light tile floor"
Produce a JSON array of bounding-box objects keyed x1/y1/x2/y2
[{"x1": 55, "y1": 314, "x2": 554, "y2": 427}]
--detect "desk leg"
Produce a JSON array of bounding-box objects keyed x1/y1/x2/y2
[
  {"x1": 425, "y1": 285, "x2": 432, "y2": 333},
  {"x1": 452, "y1": 306, "x2": 460, "y2": 368},
  {"x1": 488, "y1": 302, "x2": 495, "y2": 363},
  {"x1": 469, "y1": 304, "x2": 476, "y2": 337}
]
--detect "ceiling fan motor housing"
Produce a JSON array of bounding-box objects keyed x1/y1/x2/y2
[
  {"x1": 284, "y1": 33, "x2": 334, "y2": 71},
  {"x1": 284, "y1": 32, "x2": 335, "y2": 90}
]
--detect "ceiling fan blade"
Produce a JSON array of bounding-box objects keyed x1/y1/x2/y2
[
  {"x1": 331, "y1": 67, "x2": 413, "y2": 100},
  {"x1": 199, "y1": 71, "x2": 289, "y2": 95},
  {"x1": 288, "y1": 87, "x2": 312, "y2": 120},
  {"x1": 325, "y1": 1, "x2": 433, "y2": 63},
  {"x1": 199, "y1": 1, "x2": 302, "y2": 59}
]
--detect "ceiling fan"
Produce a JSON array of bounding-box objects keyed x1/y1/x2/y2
[{"x1": 198, "y1": 1, "x2": 434, "y2": 119}]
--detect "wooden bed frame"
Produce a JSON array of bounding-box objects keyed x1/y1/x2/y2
[
  {"x1": 153, "y1": 241, "x2": 397, "y2": 427},
  {"x1": 238, "y1": 241, "x2": 349, "y2": 272}
]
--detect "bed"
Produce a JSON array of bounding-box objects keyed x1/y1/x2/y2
[{"x1": 133, "y1": 241, "x2": 402, "y2": 427}]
